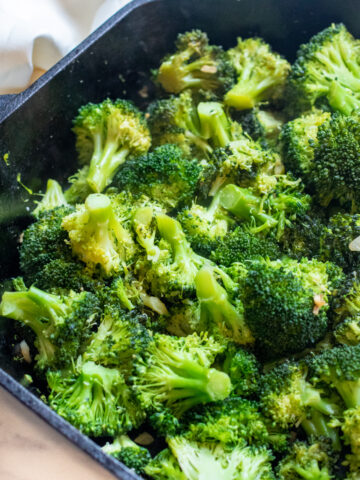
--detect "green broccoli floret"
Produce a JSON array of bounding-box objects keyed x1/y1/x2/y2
[
  {"x1": 168, "y1": 436, "x2": 275, "y2": 480},
  {"x1": 236, "y1": 108, "x2": 285, "y2": 147},
  {"x1": 156, "y1": 30, "x2": 235, "y2": 96},
  {"x1": 113, "y1": 144, "x2": 202, "y2": 209},
  {"x1": 277, "y1": 441, "x2": 334, "y2": 480},
  {"x1": 64, "y1": 166, "x2": 93, "y2": 205},
  {"x1": 33, "y1": 179, "x2": 68, "y2": 217},
  {"x1": 0, "y1": 286, "x2": 100, "y2": 370},
  {"x1": 62, "y1": 193, "x2": 136, "y2": 276},
  {"x1": 224, "y1": 37, "x2": 290, "y2": 110},
  {"x1": 131, "y1": 332, "x2": 231, "y2": 416},
  {"x1": 289, "y1": 23, "x2": 360, "y2": 115},
  {"x1": 145, "y1": 449, "x2": 186, "y2": 480},
  {"x1": 341, "y1": 406, "x2": 360, "y2": 467},
  {"x1": 243, "y1": 258, "x2": 338, "y2": 358},
  {"x1": 72, "y1": 98, "x2": 150, "y2": 193},
  {"x1": 195, "y1": 267, "x2": 254, "y2": 345},
  {"x1": 336, "y1": 279, "x2": 360, "y2": 322},
  {"x1": 210, "y1": 226, "x2": 281, "y2": 266},
  {"x1": 260, "y1": 362, "x2": 341, "y2": 448},
  {"x1": 221, "y1": 345, "x2": 261, "y2": 397},
  {"x1": 48, "y1": 361, "x2": 144, "y2": 436},
  {"x1": 165, "y1": 300, "x2": 202, "y2": 337},
  {"x1": 102, "y1": 435, "x2": 151, "y2": 474},
  {"x1": 281, "y1": 109, "x2": 331, "y2": 180},
  {"x1": 335, "y1": 317, "x2": 360, "y2": 346},
  {"x1": 147, "y1": 91, "x2": 212, "y2": 158}
]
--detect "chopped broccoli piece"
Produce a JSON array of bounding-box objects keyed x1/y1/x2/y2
[
  {"x1": 221, "y1": 345, "x2": 261, "y2": 397},
  {"x1": 335, "y1": 316, "x2": 360, "y2": 346},
  {"x1": 102, "y1": 435, "x2": 151, "y2": 474},
  {"x1": 33, "y1": 179, "x2": 68, "y2": 217},
  {"x1": 145, "y1": 449, "x2": 186, "y2": 480},
  {"x1": 73, "y1": 98, "x2": 150, "y2": 192},
  {"x1": 236, "y1": 108, "x2": 285, "y2": 147}
]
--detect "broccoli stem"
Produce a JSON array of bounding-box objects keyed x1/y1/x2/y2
[
  {"x1": 301, "y1": 411, "x2": 341, "y2": 451},
  {"x1": 197, "y1": 102, "x2": 231, "y2": 147},
  {"x1": 333, "y1": 379, "x2": 360, "y2": 409},
  {"x1": 225, "y1": 77, "x2": 276, "y2": 110}
]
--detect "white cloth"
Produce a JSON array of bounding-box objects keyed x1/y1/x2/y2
[{"x1": 0, "y1": 0, "x2": 130, "y2": 94}]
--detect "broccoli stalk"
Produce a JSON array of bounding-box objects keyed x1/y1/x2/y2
[
  {"x1": 197, "y1": 102, "x2": 234, "y2": 148},
  {"x1": 225, "y1": 37, "x2": 290, "y2": 110},
  {"x1": 195, "y1": 268, "x2": 254, "y2": 345},
  {"x1": 72, "y1": 99, "x2": 150, "y2": 193},
  {"x1": 62, "y1": 193, "x2": 135, "y2": 275},
  {"x1": 102, "y1": 435, "x2": 151, "y2": 474},
  {"x1": 33, "y1": 179, "x2": 68, "y2": 217},
  {"x1": 132, "y1": 333, "x2": 231, "y2": 416},
  {"x1": 0, "y1": 286, "x2": 99, "y2": 370},
  {"x1": 133, "y1": 207, "x2": 161, "y2": 261}
]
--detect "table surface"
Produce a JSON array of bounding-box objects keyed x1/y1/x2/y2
[{"x1": 0, "y1": 386, "x2": 117, "y2": 480}]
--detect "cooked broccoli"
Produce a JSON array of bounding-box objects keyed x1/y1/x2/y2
[
  {"x1": 48, "y1": 361, "x2": 144, "y2": 436},
  {"x1": 236, "y1": 108, "x2": 285, "y2": 147},
  {"x1": 72, "y1": 98, "x2": 150, "y2": 193},
  {"x1": 33, "y1": 179, "x2": 68, "y2": 217},
  {"x1": 289, "y1": 23, "x2": 360, "y2": 115},
  {"x1": 102, "y1": 435, "x2": 151, "y2": 474},
  {"x1": 334, "y1": 317, "x2": 360, "y2": 346},
  {"x1": 277, "y1": 441, "x2": 334, "y2": 480},
  {"x1": 64, "y1": 166, "x2": 93, "y2": 205},
  {"x1": 145, "y1": 449, "x2": 186, "y2": 480},
  {"x1": 260, "y1": 362, "x2": 341, "y2": 448},
  {"x1": 341, "y1": 407, "x2": 360, "y2": 467},
  {"x1": 243, "y1": 258, "x2": 339, "y2": 358},
  {"x1": 221, "y1": 345, "x2": 261, "y2": 397},
  {"x1": 62, "y1": 193, "x2": 136, "y2": 276},
  {"x1": 224, "y1": 37, "x2": 290, "y2": 110},
  {"x1": 195, "y1": 267, "x2": 254, "y2": 345},
  {"x1": 156, "y1": 30, "x2": 235, "y2": 96},
  {"x1": 0, "y1": 286, "x2": 100, "y2": 370},
  {"x1": 113, "y1": 144, "x2": 202, "y2": 209},
  {"x1": 131, "y1": 332, "x2": 231, "y2": 416}
]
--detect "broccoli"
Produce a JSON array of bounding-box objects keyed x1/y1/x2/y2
[
  {"x1": 102, "y1": 435, "x2": 151, "y2": 474},
  {"x1": 243, "y1": 258, "x2": 339, "y2": 358},
  {"x1": 334, "y1": 317, "x2": 360, "y2": 346},
  {"x1": 281, "y1": 109, "x2": 331, "y2": 181},
  {"x1": 62, "y1": 193, "x2": 136, "y2": 276},
  {"x1": 224, "y1": 37, "x2": 290, "y2": 110},
  {"x1": 156, "y1": 30, "x2": 235, "y2": 96},
  {"x1": 145, "y1": 449, "x2": 187, "y2": 480},
  {"x1": 72, "y1": 98, "x2": 150, "y2": 193},
  {"x1": 131, "y1": 332, "x2": 231, "y2": 416},
  {"x1": 147, "y1": 91, "x2": 212, "y2": 158},
  {"x1": 33, "y1": 179, "x2": 68, "y2": 217},
  {"x1": 0, "y1": 286, "x2": 100, "y2": 370},
  {"x1": 64, "y1": 166, "x2": 93, "y2": 205},
  {"x1": 48, "y1": 361, "x2": 144, "y2": 436},
  {"x1": 236, "y1": 108, "x2": 285, "y2": 147},
  {"x1": 260, "y1": 362, "x2": 341, "y2": 448},
  {"x1": 289, "y1": 23, "x2": 360, "y2": 115},
  {"x1": 341, "y1": 407, "x2": 360, "y2": 467},
  {"x1": 210, "y1": 226, "x2": 281, "y2": 266},
  {"x1": 277, "y1": 441, "x2": 334, "y2": 480},
  {"x1": 167, "y1": 436, "x2": 275, "y2": 480},
  {"x1": 195, "y1": 267, "x2": 254, "y2": 345},
  {"x1": 113, "y1": 144, "x2": 202, "y2": 209}
]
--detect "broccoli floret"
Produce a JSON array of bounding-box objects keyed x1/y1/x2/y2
[
  {"x1": 102, "y1": 435, "x2": 151, "y2": 474},
  {"x1": 48, "y1": 361, "x2": 144, "y2": 436},
  {"x1": 72, "y1": 98, "x2": 150, "y2": 193},
  {"x1": 221, "y1": 345, "x2": 261, "y2": 397},
  {"x1": 0, "y1": 286, "x2": 100, "y2": 370},
  {"x1": 165, "y1": 300, "x2": 202, "y2": 337},
  {"x1": 210, "y1": 226, "x2": 281, "y2": 266},
  {"x1": 156, "y1": 30, "x2": 235, "y2": 96},
  {"x1": 145, "y1": 449, "x2": 186, "y2": 480},
  {"x1": 277, "y1": 441, "x2": 334, "y2": 480},
  {"x1": 62, "y1": 194, "x2": 136, "y2": 276},
  {"x1": 243, "y1": 258, "x2": 338, "y2": 358},
  {"x1": 309, "y1": 344, "x2": 360, "y2": 410},
  {"x1": 33, "y1": 179, "x2": 68, "y2": 217},
  {"x1": 195, "y1": 267, "x2": 254, "y2": 345},
  {"x1": 335, "y1": 317, "x2": 360, "y2": 346},
  {"x1": 168, "y1": 436, "x2": 275, "y2": 480},
  {"x1": 64, "y1": 166, "x2": 93, "y2": 205},
  {"x1": 147, "y1": 91, "x2": 212, "y2": 158},
  {"x1": 224, "y1": 37, "x2": 290, "y2": 110},
  {"x1": 236, "y1": 108, "x2": 285, "y2": 147},
  {"x1": 341, "y1": 407, "x2": 360, "y2": 466},
  {"x1": 281, "y1": 109, "x2": 331, "y2": 180},
  {"x1": 260, "y1": 362, "x2": 341, "y2": 448},
  {"x1": 131, "y1": 332, "x2": 231, "y2": 416},
  {"x1": 289, "y1": 23, "x2": 360, "y2": 115},
  {"x1": 113, "y1": 144, "x2": 202, "y2": 209}
]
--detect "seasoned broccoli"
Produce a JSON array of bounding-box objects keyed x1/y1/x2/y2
[
  {"x1": 221, "y1": 345, "x2": 261, "y2": 397},
  {"x1": 0, "y1": 286, "x2": 100, "y2": 370},
  {"x1": 62, "y1": 194, "x2": 136, "y2": 275},
  {"x1": 145, "y1": 449, "x2": 186, "y2": 480},
  {"x1": 277, "y1": 441, "x2": 334, "y2": 480},
  {"x1": 236, "y1": 108, "x2": 285, "y2": 147},
  {"x1": 224, "y1": 37, "x2": 290, "y2": 110},
  {"x1": 102, "y1": 435, "x2": 151, "y2": 474},
  {"x1": 334, "y1": 317, "x2": 360, "y2": 346},
  {"x1": 243, "y1": 258, "x2": 340, "y2": 358},
  {"x1": 131, "y1": 332, "x2": 231, "y2": 416},
  {"x1": 260, "y1": 362, "x2": 341, "y2": 448},
  {"x1": 64, "y1": 166, "x2": 93, "y2": 205},
  {"x1": 48, "y1": 361, "x2": 144, "y2": 436},
  {"x1": 289, "y1": 23, "x2": 360, "y2": 114},
  {"x1": 156, "y1": 30, "x2": 235, "y2": 96},
  {"x1": 113, "y1": 144, "x2": 202, "y2": 209},
  {"x1": 73, "y1": 98, "x2": 150, "y2": 192},
  {"x1": 33, "y1": 179, "x2": 68, "y2": 217}
]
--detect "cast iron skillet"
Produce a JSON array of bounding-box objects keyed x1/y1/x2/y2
[{"x1": 0, "y1": 0, "x2": 359, "y2": 478}]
